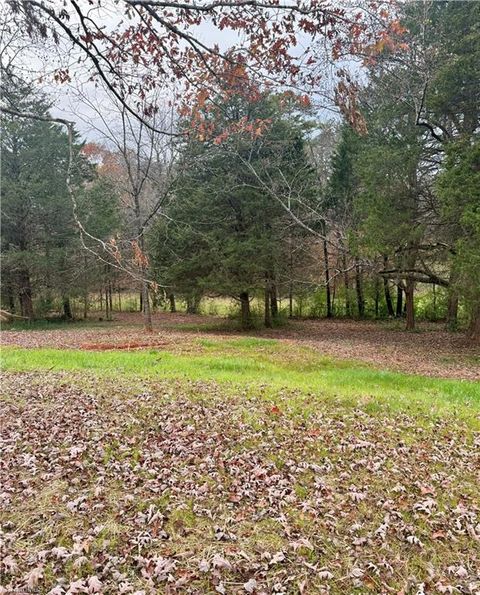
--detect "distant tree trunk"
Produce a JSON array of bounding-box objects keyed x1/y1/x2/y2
[
  {"x1": 355, "y1": 260, "x2": 365, "y2": 318},
  {"x1": 288, "y1": 231, "x2": 294, "y2": 318},
  {"x1": 405, "y1": 276, "x2": 415, "y2": 330},
  {"x1": 383, "y1": 257, "x2": 395, "y2": 317},
  {"x1": 18, "y1": 269, "x2": 34, "y2": 319},
  {"x1": 63, "y1": 297, "x2": 73, "y2": 320},
  {"x1": 374, "y1": 277, "x2": 380, "y2": 318},
  {"x1": 264, "y1": 275, "x2": 272, "y2": 328},
  {"x1": 323, "y1": 237, "x2": 332, "y2": 318},
  {"x1": 5, "y1": 282, "x2": 16, "y2": 313},
  {"x1": 83, "y1": 255, "x2": 88, "y2": 319},
  {"x1": 150, "y1": 289, "x2": 157, "y2": 312},
  {"x1": 82, "y1": 292, "x2": 88, "y2": 319},
  {"x1": 270, "y1": 278, "x2": 278, "y2": 319},
  {"x1": 8, "y1": 292, "x2": 15, "y2": 313},
  {"x1": 169, "y1": 293, "x2": 176, "y2": 313},
  {"x1": 396, "y1": 286, "x2": 403, "y2": 318},
  {"x1": 384, "y1": 280, "x2": 394, "y2": 317},
  {"x1": 99, "y1": 288, "x2": 103, "y2": 313},
  {"x1": 142, "y1": 280, "x2": 152, "y2": 332},
  {"x1": 186, "y1": 294, "x2": 201, "y2": 314},
  {"x1": 139, "y1": 291, "x2": 143, "y2": 312},
  {"x1": 467, "y1": 300, "x2": 480, "y2": 343},
  {"x1": 332, "y1": 268, "x2": 337, "y2": 316},
  {"x1": 239, "y1": 291, "x2": 252, "y2": 330},
  {"x1": 105, "y1": 285, "x2": 111, "y2": 320},
  {"x1": 343, "y1": 253, "x2": 351, "y2": 317},
  {"x1": 108, "y1": 282, "x2": 113, "y2": 314},
  {"x1": 446, "y1": 292, "x2": 459, "y2": 330}
]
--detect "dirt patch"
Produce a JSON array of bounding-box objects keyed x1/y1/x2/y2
[{"x1": 80, "y1": 340, "x2": 169, "y2": 350}]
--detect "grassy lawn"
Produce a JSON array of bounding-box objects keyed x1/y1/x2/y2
[
  {"x1": 2, "y1": 339, "x2": 480, "y2": 426},
  {"x1": 1, "y1": 340, "x2": 479, "y2": 593}
]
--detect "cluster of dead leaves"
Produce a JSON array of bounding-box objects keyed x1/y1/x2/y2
[{"x1": 1, "y1": 372, "x2": 479, "y2": 593}]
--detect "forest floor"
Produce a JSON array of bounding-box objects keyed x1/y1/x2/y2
[{"x1": 1, "y1": 314, "x2": 479, "y2": 594}]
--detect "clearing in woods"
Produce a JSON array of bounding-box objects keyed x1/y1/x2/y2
[{"x1": 1, "y1": 313, "x2": 479, "y2": 594}]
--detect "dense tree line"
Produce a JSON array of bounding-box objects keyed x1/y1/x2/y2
[
  {"x1": 346, "y1": 1, "x2": 480, "y2": 336},
  {"x1": 0, "y1": 76, "x2": 120, "y2": 320},
  {"x1": 1, "y1": 2, "x2": 478, "y2": 340},
  {"x1": 148, "y1": 93, "x2": 318, "y2": 329}
]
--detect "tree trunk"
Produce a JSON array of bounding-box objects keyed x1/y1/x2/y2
[
  {"x1": 109, "y1": 283, "x2": 113, "y2": 315},
  {"x1": 5, "y1": 282, "x2": 16, "y2": 313},
  {"x1": 383, "y1": 280, "x2": 394, "y2": 317},
  {"x1": 405, "y1": 276, "x2": 415, "y2": 330},
  {"x1": 83, "y1": 254, "x2": 88, "y2": 319},
  {"x1": 446, "y1": 292, "x2": 459, "y2": 330},
  {"x1": 264, "y1": 276, "x2": 272, "y2": 328},
  {"x1": 105, "y1": 286, "x2": 110, "y2": 320},
  {"x1": 270, "y1": 279, "x2": 278, "y2": 319},
  {"x1": 355, "y1": 260, "x2": 365, "y2": 318},
  {"x1": 288, "y1": 231, "x2": 294, "y2": 318},
  {"x1": 63, "y1": 297, "x2": 73, "y2": 320},
  {"x1": 186, "y1": 293, "x2": 202, "y2": 314},
  {"x1": 169, "y1": 293, "x2": 176, "y2": 313},
  {"x1": 139, "y1": 291, "x2": 143, "y2": 312},
  {"x1": 374, "y1": 277, "x2": 380, "y2": 318},
  {"x1": 142, "y1": 280, "x2": 152, "y2": 332},
  {"x1": 383, "y1": 257, "x2": 395, "y2": 317},
  {"x1": 467, "y1": 300, "x2": 480, "y2": 343},
  {"x1": 18, "y1": 269, "x2": 34, "y2": 319},
  {"x1": 332, "y1": 268, "x2": 337, "y2": 316},
  {"x1": 323, "y1": 237, "x2": 332, "y2": 318},
  {"x1": 150, "y1": 289, "x2": 157, "y2": 312},
  {"x1": 239, "y1": 291, "x2": 252, "y2": 330},
  {"x1": 343, "y1": 253, "x2": 351, "y2": 317},
  {"x1": 396, "y1": 286, "x2": 403, "y2": 318}
]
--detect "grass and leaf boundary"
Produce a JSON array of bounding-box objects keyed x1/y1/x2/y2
[{"x1": 2, "y1": 338, "x2": 479, "y2": 427}]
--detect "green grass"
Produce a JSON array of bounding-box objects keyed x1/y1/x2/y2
[
  {"x1": 199, "y1": 337, "x2": 279, "y2": 348},
  {"x1": 165, "y1": 320, "x2": 239, "y2": 332},
  {"x1": 2, "y1": 339, "x2": 479, "y2": 426}
]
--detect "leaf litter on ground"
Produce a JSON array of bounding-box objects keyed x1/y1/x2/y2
[{"x1": 1, "y1": 370, "x2": 479, "y2": 594}]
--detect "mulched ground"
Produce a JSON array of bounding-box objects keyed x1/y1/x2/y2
[
  {"x1": 1, "y1": 313, "x2": 479, "y2": 380},
  {"x1": 1, "y1": 372, "x2": 479, "y2": 594}
]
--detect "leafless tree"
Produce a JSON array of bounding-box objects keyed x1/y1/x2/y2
[{"x1": 75, "y1": 92, "x2": 178, "y2": 330}]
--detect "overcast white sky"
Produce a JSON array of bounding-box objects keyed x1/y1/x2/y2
[{"x1": 3, "y1": 2, "x2": 350, "y2": 142}]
